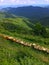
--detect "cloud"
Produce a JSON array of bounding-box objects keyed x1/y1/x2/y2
[
  {"x1": 45, "y1": 0, "x2": 49, "y2": 2},
  {"x1": 0, "y1": 0, "x2": 37, "y2": 5},
  {"x1": 10, "y1": 0, "x2": 16, "y2": 2},
  {"x1": 45, "y1": 0, "x2": 48, "y2": 2},
  {"x1": 0, "y1": 0, "x2": 4, "y2": 3},
  {"x1": 0, "y1": 0, "x2": 49, "y2": 5},
  {"x1": 10, "y1": 0, "x2": 36, "y2": 5}
]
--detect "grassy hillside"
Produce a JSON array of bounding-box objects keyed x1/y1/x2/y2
[
  {"x1": 0, "y1": 36, "x2": 49, "y2": 65},
  {"x1": 0, "y1": 17, "x2": 33, "y2": 35},
  {"x1": 0, "y1": 12, "x2": 49, "y2": 65},
  {"x1": 0, "y1": 15, "x2": 49, "y2": 47},
  {"x1": 0, "y1": 12, "x2": 16, "y2": 18}
]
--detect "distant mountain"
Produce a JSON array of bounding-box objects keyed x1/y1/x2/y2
[
  {"x1": 1, "y1": 6, "x2": 49, "y2": 19},
  {"x1": 45, "y1": 5, "x2": 49, "y2": 8}
]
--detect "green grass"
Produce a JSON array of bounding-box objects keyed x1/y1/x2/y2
[
  {"x1": 0, "y1": 17, "x2": 49, "y2": 47},
  {"x1": 0, "y1": 13, "x2": 49, "y2": 65},
  {"x1": 0, "y1": 37, "x2": 49, "y2": 65},
  {"x1": 0, "y1": 17, "x2": 49, "y2": 48}
]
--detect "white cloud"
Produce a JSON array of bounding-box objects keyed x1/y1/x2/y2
[
  {"x1": 0, "y1": 0, "x2": 49, "y2": 5},
  {"x1": 10, "y1": 0, "x2": 35, "y2": 4},
  {"x1": 10, "y1": 0, "x2": 16, "y2": 2},
  {"x1": 45, "y1": 0, "x2": 49, "y2": 2},
  {"x1": 0, "y1": 0, "x2": 4, "y2": 3},
  {"x1": 45, "y1": 0, "x2": 48, "y2": 1}
]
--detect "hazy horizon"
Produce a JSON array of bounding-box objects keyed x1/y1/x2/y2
[{"x1": 0, "y1": 0, "x2": 49, "y2": 8}]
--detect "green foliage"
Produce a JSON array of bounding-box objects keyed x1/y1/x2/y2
[
  {"x1": 40, "y1": 17, "x2": 49, "y2": 26},
  {"x1": 0, "y1": 37, "x2": 49, "y2": 65},
  {"x1": 0, "y1": 13, "x2": 49, "y2": 65},
  {"x1": 33, "y1": 23, "x2": 49, "y2": 38},
  {"x1": 0, "y1": 12, "x2": 16, "y2": 18}
]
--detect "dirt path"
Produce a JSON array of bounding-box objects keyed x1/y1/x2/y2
[{"x1": 0, "y1": 34, "x2": 49, "y2": 54}]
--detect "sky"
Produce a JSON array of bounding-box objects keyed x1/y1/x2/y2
[{"x1": 0, "y1": 0, "x2": 49, "y2": 6}]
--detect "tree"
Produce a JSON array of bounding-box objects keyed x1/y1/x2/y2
[{"x1": 33, "y1": 23, "x2": 48, "y2": 37}]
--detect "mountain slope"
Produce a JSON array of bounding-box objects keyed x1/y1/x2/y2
[
  {"x1": 1, "y1": 6, "x2": 49, "y2": 26},
  {"x1": 0, "y1": 15, "x2": 49, "y2": 47},
  {"x1": 40, "y1": 17, "x2": 49, "y2": 26},
  {"x1": 1, "y1": 6, "x2": 49, "y2": 19},
  {"x1": 0, "y1": 12, "x2": 16, "y2": 18},
  {"x1": 0, "y1": 12, "x2": 49, "y2": 65},
  {"x1": 0, "y1": 36, "x2": 49, "y2": 65},
  {"x1": 0, "y1": 17, "x2": 33, "y2": 35}
]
